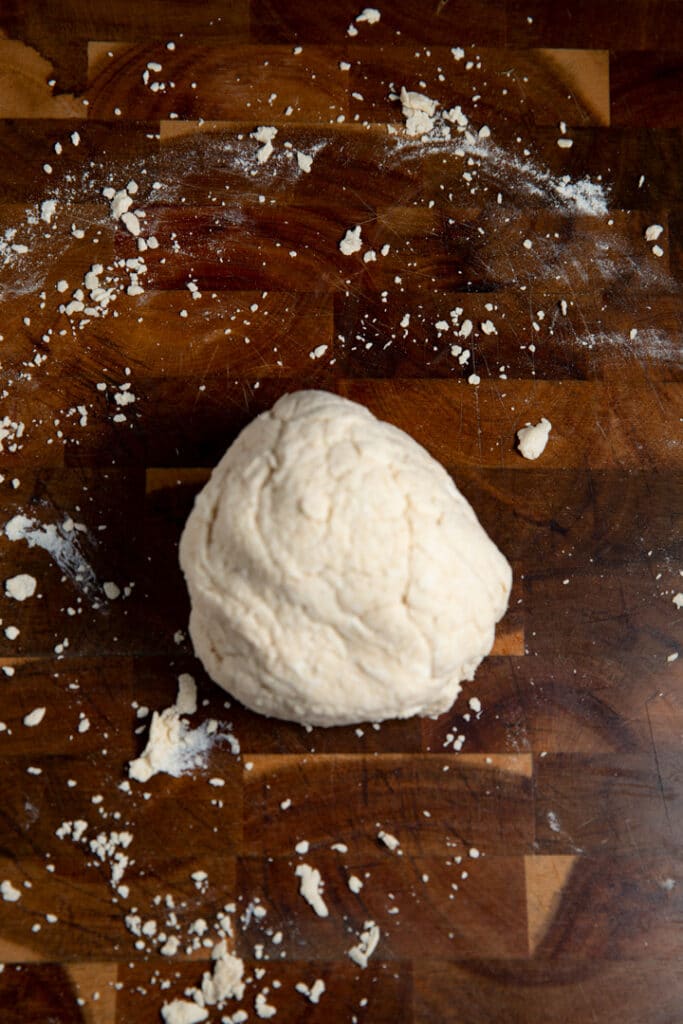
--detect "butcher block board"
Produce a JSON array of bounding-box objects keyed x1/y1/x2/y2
[{"x1": 0, "y1": 2, "x2": 682, "y2": 1022}]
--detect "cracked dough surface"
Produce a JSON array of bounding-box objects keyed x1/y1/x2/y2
[{"x1": 179, "y1": 390, "x2": 512, "y2": 727}]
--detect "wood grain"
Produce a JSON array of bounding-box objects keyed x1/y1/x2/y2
[{"x1": 0, "y1": 1, "x2": 681, "y2": 1022}]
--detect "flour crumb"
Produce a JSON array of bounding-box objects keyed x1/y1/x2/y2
[{"x1": 176, "y1": 673, "x2": 198, "y2": 715}]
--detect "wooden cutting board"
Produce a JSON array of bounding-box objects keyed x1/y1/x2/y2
[{"x1": 0, "y1": 2, "x2": 682, "y2": 1022}]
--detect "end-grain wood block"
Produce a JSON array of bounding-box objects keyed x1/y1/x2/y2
[
  {"x1": 249, "y1": 0, "x2": 506, "y2": 46},
  {"x1": 454, "y1": 468, "x2": 683, "y2": 573},
  {"x1": 0, "y1": 468, "x2": 146, "y2": 658},
  {"x1": 242, "y1": 753, "x2": 534, "y2": 858},
  {"x1": 441, "y1": 653, "x2": 682, "y2": 755},
  {"x1": 507, "y1": 0, "x2": 683, "y2": 50},
  {"x1": 0, "y1": 120, "x2": 157, "y2": 203},
  {"x1": 64, "y1": 377, "x2": 341, "y2": 468},
  {"x1": 524, "y1": 568, "x2": 683, "y2": 665},
  {"x1": 611, "y1": 52, "x2": 683, "y2": 128},
  {"x1": 236, "y1": 852, "x2": 528, "y2": 961},
  {"x1": 414, "y1": 958, "x2": 683, "y2": 1024},
  {"x1": 234, "y1": 708, "x2": 423, "y2": 756},
  {"x1": 157, "y1": 121, "x2": 427, "y2": 210},
  {"x1": 87, "y1": 44, "x2": 351, "y2": 122},
  {"x1": 348, "y1": 47, "x2": 609, "y2": 128},
  {"x1": 57, "y1": 290, "x2": 336, "y2": 380},
  {"x1": 137, "y1": 201, "x2": 376, "y2": 295},
  {"x1": 338, "y1": 379, "x2": 683, "y2": 470},
  {"x1": 527, "y1": 852, "x2": 683, "y2": 958},
  {"x1": 0, "y1": 963, "x2": 89, "y2": 1024},
  {"x1": 0, "y1": 41, "x2": 84, "y2": 120},
  {"x1": 116, "y1": 956, "x2": 412, "y2": 1024},
  {"x1": 534, "y1": 753, "x2": 680, "y2": 855}
]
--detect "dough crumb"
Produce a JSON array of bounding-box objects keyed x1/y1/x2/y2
[
  {"x1": 399, "y1": 87, "x2": 438, "y2": 137},
  {"x1": 1, "y1": 880, "x2": 21, "y2": 902},
  {"x1": 295, "y1": 863, "x2": 329, "y2": 917},
  {"x1": 377, "y1": 829, "x2": 400, "y2": 851},
  {"x1": 339, "y1": 225, "x2": 363, "y2": 255},
  {"x1": 356, "y1": 7, "x2": 381, "y2": 23},
  {"x1": 295, "y1": 978, "x2": 326, "y2": 1004},
  {"x1": 23, "y1": 706, "x2": 46, "y2": 728},
  {"x1": 348, "y1": 920, "x2": 380, "y2": 968},
  {"x1": 5, "y1": 573, "x2": 37, "y2": 601},
  {"x1": 517, "y1": 417, "x2": 552, "y2": 460},
  {"x1": 160, "y1": 999, "x2": 208, "y2": 1024},
  {"x1": 251, "y1": 126, "x2": 278, "y2": 164}
]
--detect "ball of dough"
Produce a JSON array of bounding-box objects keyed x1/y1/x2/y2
[{"x1": 179, "y1": 390, "x2": 512, "y2": 727}]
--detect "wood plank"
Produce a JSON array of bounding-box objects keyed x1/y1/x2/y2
[
  {"x1": 611, "y1": 52, "x2": 683, "y2": 127},
  {"x1": 236, "y1": 852, "x2": 529, "y2": 960},
  {"x1": 115, "y1": 957, "x2": 412, "y2": 1023},
  {"x1": 242, "y1": 753, "x2": 534, "y2": 857},
  {"x1": 86, "y1": 44, "x2": 351, "y2": 123},
  {"x1": 414, "y1": 959, "x2": 683, "y2": 1024},
  {"x1": 534, "y1": 754, "x2": 679, "y2": 855},
  {"x1": 506, "y1": 0, "x2": 683, "y2": 50},
  {"x1": 339, "y1": 379, "x2": 683, "y2": 470},
  {"x1": 248, "y1": 0, "x2": 507, "y2": 46},
  {"x1": 422, "y1": 653, "x2": 683, "y2": 756}
]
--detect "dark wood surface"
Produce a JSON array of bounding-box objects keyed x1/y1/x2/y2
[{"x1": 0, "y1": 1, "x2": 681, "y2": 1022}]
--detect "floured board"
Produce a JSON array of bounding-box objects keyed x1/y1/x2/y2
[{"x1": 0, "y1": 2, "x2": 682, "y2": 1023}]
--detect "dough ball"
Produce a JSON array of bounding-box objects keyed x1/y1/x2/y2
[{"x1": 179, "y1": 390, "x2": 512, "y2": 727}]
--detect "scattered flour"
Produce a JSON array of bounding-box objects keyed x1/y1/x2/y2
[
  {"x1": 4, "y1": 513, "x2": 101, "y2": 599},
  {"x1": 128, "y1": 682, "x2": 218, "y2": 783}
]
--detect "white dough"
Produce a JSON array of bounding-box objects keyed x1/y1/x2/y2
[
  {"x1": 179, "y1": 390, "x2": 512, "y2": 727},
  {"x1": 517, "y1": 417, "x2": 552, "y2": 460}
]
